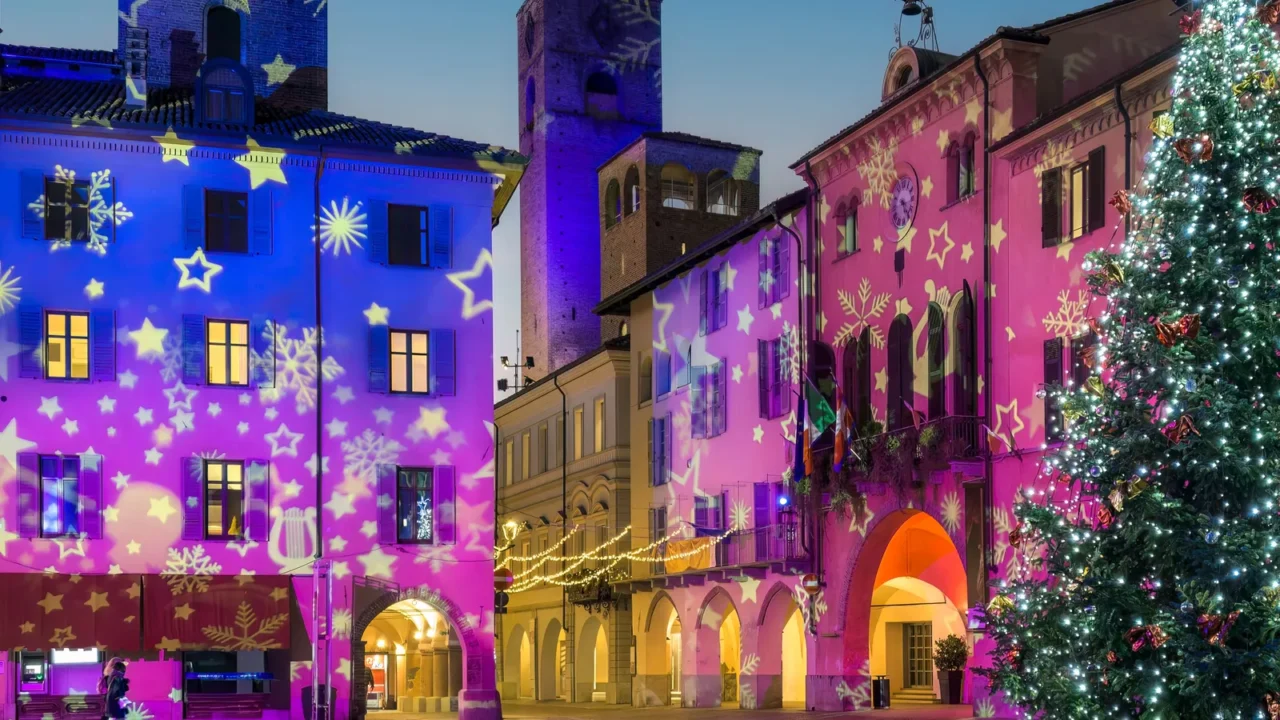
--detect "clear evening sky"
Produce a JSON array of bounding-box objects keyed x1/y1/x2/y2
[{"x1": 0, "y1": 0, "x2": 1098, "y2": 397}]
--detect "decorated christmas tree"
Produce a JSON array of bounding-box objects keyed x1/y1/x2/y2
[{"x1": 981, "y1": 1, "x2": 1280, "y2": 718}]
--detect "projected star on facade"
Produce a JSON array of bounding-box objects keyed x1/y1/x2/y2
[
  {"x1": 174, "y1": 247, "x2": 224, "y2": 293},
  {"x1": 261, "y1": 54, "x2": 297, "y2": 86},
  {"x1": 316, "y1": 197, "x2": 368, "y2": 256},
  {"x1": 235, "y1": 137, "x2": 288, "y2": 190},
  {"x1": 446, "y1": 249, "x2": 494, "y2": 320},
  {"x1": 152, "y1": 128, "x2": 194, "y2": 166}
]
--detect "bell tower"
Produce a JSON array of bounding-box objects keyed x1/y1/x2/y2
[{"x1": 517, "y1": 0, "x2": 663, "y2": 373}]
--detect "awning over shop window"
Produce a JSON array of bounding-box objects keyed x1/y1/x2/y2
[
  {"x1": 143, "y1": 573, "x2": 291, "y2": 651},
  {"x1": 0, "y1": 574, "x2": 143, "y2": 652}
]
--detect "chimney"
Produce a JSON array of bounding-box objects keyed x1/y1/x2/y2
[{"x1": 123, "y1": 27, "x2": 148, "y2": 108}]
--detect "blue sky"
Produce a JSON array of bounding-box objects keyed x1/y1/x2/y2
[{"x1": 1, "y1": 0, "x2": 1098, "y2": 394}]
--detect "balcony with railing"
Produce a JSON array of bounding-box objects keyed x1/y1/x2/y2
[
  {"x1": 840, "y1": 415, "x2": 986, "y2": 492},
  {"x1": 624, "y1": 518, "x2": 808, "y2": 591}
]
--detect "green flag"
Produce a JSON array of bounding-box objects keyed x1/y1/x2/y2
[{"x1": 804, "y1": 377, "x2": 835, "y2": 440}]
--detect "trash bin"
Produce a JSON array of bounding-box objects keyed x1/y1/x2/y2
[{"x1": 872, "y1": 675, "x2": 891, "y2": 709}]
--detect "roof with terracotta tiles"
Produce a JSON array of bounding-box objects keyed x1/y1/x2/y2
[{"x1": 0, "y1": 44, "x2": 119, "y2": 66}]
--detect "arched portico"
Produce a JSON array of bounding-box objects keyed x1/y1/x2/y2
[
  {"x1": 692, "y1": 587, "x2": 741, "y2": 708},
  {"x1": 635, "y1": 591, "x2": 682, "y2": 706},
  {"x1": 574, "y1": 614, "x2": 609, "y2": 702},
  {"x1": 537, "y1": 616, "x2": 566, "y2": 700},
  {"x1": 753, "y1": 582, "x2": 808, "y2": 709},
  {"x1": 502, "y1": 623, "x2": 534, "y2": 700}
]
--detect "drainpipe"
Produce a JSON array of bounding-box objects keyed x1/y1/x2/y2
[
  {"x1": 974, "y1": 53, "x2": 993, "y2": 608},
  {"x1": 801, "y1": 161, "x2": 822, "y2": 585},
  {"x1": 551, "y1": 374, "x2": 569, "y2": 699},
  {"x1": 313, "y1": 146, "x2": 327, "y2": 560},
  {"x1": 1114, "y1": 82, "x2": 1133, "y2": 237}
]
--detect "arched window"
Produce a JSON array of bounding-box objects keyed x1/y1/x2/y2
[
  {"x1": 838, "y1": 203, "x2": 858, "y2": 256},
  {"x1": 894, "y1": 65, "x2": 914, "y2": 92},
  {"x1": 959, "y1": 133, "x2": 976, "y2": 198},
  {"x1": 886, "y1": 314, "x2": 914, "y2": 430},
  {"x1": 198, "y1": 60, "x2": 253, "y2": 125},
  {"x1": 841, "y1": 328, "x2": 872, "y2": 433},
  {"x1": 706, "y1": 170, "x2": 740, "y2": 216},
  {"x1": 660, "y1": 163, "x2": 695, "y2": 210},
  {"x1": 604, "y1": 180, "x2": 621, "y2": 228},
  {"x1": 585, "y1": 71, "x2": 619, "y2": 119},
  {"x1": 624, "y1": 165, "x2": 641, "y2": 215},
  {"x1": 640, "y1": 354, "x2": 653, "y2": 404},
  {"x1": 927, "y1": 303, "x2": 945, "y2": 420},
  {"x1": 206, "y1": 6, "x2": 242, "y2": 62},
  {"x1": 524, "y1": 13, "x2": 536, "y2": 57},
  {"x1": 524, "y1": 77, "x2": 537, "y2": 130},
  {"x1": 952, "y1": 282, "x2": 977, "y2": 416},
  {"x1": 620, "y1": 321, "x2": 629, "y2": 337}
]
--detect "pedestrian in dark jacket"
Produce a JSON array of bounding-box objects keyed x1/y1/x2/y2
[{"x1": 105, "y1": 662, "x2": 129, "y2": 720}]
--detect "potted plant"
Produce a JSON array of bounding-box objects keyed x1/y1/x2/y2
[{"x1": 934, "y1": 634, "x2": 968, "y2": 704}]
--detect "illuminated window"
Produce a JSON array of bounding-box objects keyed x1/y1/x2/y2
[
  {"x1": 396, "y1": 467, "x2": 433, "y2": 543},
  {"x1": 1069, "y1": 163, "x2": 1088, "y2": 240},
  {"x1": 39, "y1": 455, "x2": 80, "y2": 537},
  {"x1": 594, "y1": 396, "x2": 605, "y2": 453},
  {"x1": 1042, "y1": 148, "x2": 1104, "y2": 247},
  {"x1": 839, "y1": 208, "x2": 858, "y2": 256},
  {"x1": 574, "y1": 406, "x2": 584, "y2": 460},
  {"x1": 388, "y1": 205, "x2": 431, "y2": 266},
  {"x1": 390, "y1": 330, "x2": 429, "y2": 394},
  {"x1": 205, "y1": 190, "x2": 248, "y2": 253},
  {"x1": 204, "y1": 460, "x2": 245, "y2": 540},
  {"x1": 45, "y1": 311, "x2": 90, "y2": 380},
  {"x1": 44, "y1": 177, "x2": 90, "y2": 242},
  {"x1": 206, "y1": 319, "x2": 249, "y2": 386}
]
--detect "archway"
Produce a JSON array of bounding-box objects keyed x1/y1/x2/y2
[
  {"x1": 575, "y1": 615, "x2": 608, "y2": 702},
  {"x1": 350, "y1": 583, "x2": 493, "y2": 720},
  {"x1": 538, "y1": 617, "x2": 567, "y2": 700},
  {"x1": 843, "y1": 511, "x2": 968, "y2": 707},
  {"x1": 503, "y1": 624, "x2": 534, "y2": 700},
  {"x1": 356, "y1": 598, "x2": 459, "y2": 713},
  {"x1": 756, "y1": 583, "x2": 808, "y2": 709},
  {"x1": 694, "y1": 588, "x2": 741, "y2": 708},
  {"x1": 638, "y1": 592, "x2": 681, "y2": 706}
]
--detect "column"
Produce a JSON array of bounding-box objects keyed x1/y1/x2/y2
[
  {"x1": 419, "y1": 650, "x2": 435, "y2": 699},
  {"x1": 401, "y1": 647, "x2": 419, "y2": 711},
  {"x1": 448, "y1": 645, "x2": 463, "y2": 707},
  {"x1": 433, "y1": 648, "x2": 449, "y2": 705}
]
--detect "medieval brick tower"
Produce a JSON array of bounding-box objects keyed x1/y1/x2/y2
[{"x1": 517, "y1": 0, "x2": 663, "y2": 374}]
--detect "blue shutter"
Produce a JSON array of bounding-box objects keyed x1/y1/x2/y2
[
  {"x1": 18, "y1": 305, "x2": 43, "y2": 379},
  {"x1": 252, "y1": 316, "x2": 275, "y2": 389},
  {"x1": 777, "y1": 339, "x2": 792, "y2": 415},
  {"x1": 91, "y1": 310, "x2": 115, "y2": 382},
  {"x1": 377, "y1": 464, "x2": 398, "y2": 544},
  {"x1": 368, "y1": 200, "x2": 389, "y2": 265},
  {"x1": 694, "y1": 496, "x2": 708, "y2": 530},
  {"x1": 691, "y1": 366, "x2": 707, "y2": 439},
  {"x1": 21, "y1": 170, "x2": 44, "y2": 240},
  {"x1": 182, "y1": 314, "x2": 206, "y2": 385},
  {"x1": 430, "y1": 329, "x2": 456, "y2": 396},
  {"x1": 182, "y1": 457, "x2": 205, "y2": 541},
  {"x1": 368, "y1": 326, "x2": 390, "y2": 393},
  {"x1": 714, "y1": 362, "x2": 727, "y2": 436},
  {"x1": 433, "y1": 466, "x2": 456, "y2": 544},
  {"x1": 663, "y1": 413, "x2": 672, "y2": 486},
  {"x1": 250, "y1": 186, "x2": 273, "y2": 255},
  {"x1": 245, "y1": 460, "x2": 270, "y2": 542},
  {"x1": 698, "y1": 270, "x2": 708, "y2": 336},
  {"x1": 716, "y1": 265, "x2": 729, "y2": 330},
  {"x1": 649, "y1": 418, "x2": 660, "y2": 486},
  {"x1": 758, "y1": 340, "x2": 769, "y2": 419},
  {"x1": 183, "y1": 185, "x2": 205, "y2": 251},
  {"x1": 17, "y1": 453, "x2": 40, "y2": 538},
  {"x1": 79, "y1": 454, "x2": 104, "y2": 540},
  {"x1": 657, "y1": 351, "x2": 671, "y2": 396},
  {"x1": 429, "y1": 204, "x2": 453, "y2": 269},
  {"x1": 758, "y1": 236, "x2": 769, "y2": 309},
  {"x1": 778, "y1": 234, "x2": 791, "y2": 302}
]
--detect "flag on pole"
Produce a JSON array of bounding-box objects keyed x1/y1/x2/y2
[
  {"x1": 791, "y1": 383, "x2": 807, "y2": 483},
  {"x1": 804, "y1": 376, "x2": 836, "y2": 438}
]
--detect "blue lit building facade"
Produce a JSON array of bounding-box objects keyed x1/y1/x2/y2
[{"x1": 0, "y1": 3, "x2": 524, "y2": 720}]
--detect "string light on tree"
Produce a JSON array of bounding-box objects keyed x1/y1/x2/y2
[{"x1": 980, "y1": 2, "x2": 1280, "y2": 717}]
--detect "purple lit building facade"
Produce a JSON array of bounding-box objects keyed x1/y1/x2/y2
[{"x1": 0, "y1": 3, "x2": 525, "y2": 720}]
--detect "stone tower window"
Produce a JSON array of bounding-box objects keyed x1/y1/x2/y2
[
  {"x1": 660, "y1": 163, "x2": 696, "y2": 210},
  {"x1": 524, "y1": 14, "x2": 536, "y2": 57},
  {"x1": 206, "y1": 6, "x2": 242, "y2": 62},
  {"x1": 706, "y1": 170, "x2": 740, "y2": 217},
  {"x1": 604, "y1": 180, "x2": 622, "y2": 228},
  {"x1": 585, "y1": 71, "x2": 618, "y2": 119},
  {"x1": 624, "y1": 166, "x2": 641, "y2": 215},
  {"x1": 525, "y1": 77, "x2": 537, "y2": 130}
]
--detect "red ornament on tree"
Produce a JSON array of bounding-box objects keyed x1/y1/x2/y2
[
  {"x1": 1244, "y1": 187, "x2": 1278, "y2": 214},
  {"x1": 1265, "y1": 692, "x2": 1280, "y2": 720},
  {"x1": 1109, "y1": 190, "x2": 1134, "y2": 215},
  {"x1": 1198, "y1": 610, "x2": 1241, "y2": 647},
  {"x1": 1260, "y1": 0, "x2": 1280, "y2": 26},
  {"x1": 1180, "y1": 9, "x2": 1202, "y2": 34},
  {"x1": 1174, "y1": 135, "x2": 1215, "y2": 164}
]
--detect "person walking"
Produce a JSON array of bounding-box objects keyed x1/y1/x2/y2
[
  {"x1": 104, "y1": 661, "x2": 129, "y2": 720},
  {"x1": 99, "y1": 658, "x2": 124, "y2": 720}
]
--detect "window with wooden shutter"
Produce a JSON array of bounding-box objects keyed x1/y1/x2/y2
[
  {"x1": 758, "y1": 236, "x2": 770, "y2": 308},
  {"x1": 181, "y1": 315, "x2": 206, "y2": 385},
  {"x1": 206, "y1": 319, "x2": 250, "y2": 386},
  {"x1": 394, "y1": 467, "x2": 434, "y2": 543},
  {"x1": 429, "y1": 205, "x2": 453, "y2": 269},
  {"x1": 769, "y1": 338, "x2": 785, "y2": 419},
  {"x1": 887, "y1": 315, "x2": 914, "y2": 430},
  {"x1": 839, "y1": 207, "x2": 858, "y2": 257},
  {"x1": 1087, "y1": 146, "x2": 1106, "y2": 233},
  {"x1": 699, "y1": 270, "x2": 709, "y2": 336},
  {"x1": 927, "y1": 303, "x2": 946, "y2": 420},
  {"x1": 368, "y1": 326, "x2": 391, "y2": 393},
  {"x1": 710, "y1": 361, "x2": 727, "y2": 437},
  {"x1": 1044, "y1": 338, "x2": 1064, "y2": 443},
  {"x1": 953, "y1": 284, "x2": 977, "y2": 417},
  {"x1": 1042, "y1": 168, "x2": 1063, "y2": 247},
  {"x1": 44, "y1": 311, "x2": 91, "y2": 381},
  {"x1": 663, "y1": 413, "x2": 672, "y2": 485},
  {"x1": 91, "y1": 310, "x2": 116, "y2": 382},
  {"x1": 776, "y1": 234, "x2": 791, "y2": 303},
  {"x1": 1069, "y1": 163, "x2": 1089, "y2": 240},
  {"x1": 377, "y1": 464, "x2": 398, "y2": 544},
  {"x1": 946, "y1": 145, "x2": 960, "y2": 204},
  {"x1": 716, "y1": 264, "x2": 729, "y2": 331},
  {"x1": 758, "y1": 340, "x2": 770, "y2": 418},
  {"x1": 17, "y1": 453, "x2": 40, "y2": 538},
  {"x1": 31, "y1": 454, "x2": 83, "y2": 537},
  {"x1": 245, "y1": 459, "x2": 269, "y2": 542},
  {"x1": 367, "y1": 199, "x2": 389, "y2": 264},
  {"x1": 204, "y1": 459, "x2": 246, "y2": 539},
  {"x1": 430, "y1": 329, "x2": 456, "y2": 396},
  {"x1": 691, "y1": 366, "x2": 707, "y2": 438},
  {"x1": 18, "y1": 305, "x2": 42, "y2": 379},
  {"x1": 433, "y1": 466, "x2": 456, "y2": 544},
  {"x1": 206, "y1": 189, "x2": 249, "y2": 253},
  {"x1": 657, "y1": 350, "x2": 672, "y2": 397},
  {"x1": 250, "y1": 187, "x2": 273, "y2": 255},
  {"x1": 20, "y1": 170, "x2": 45, "y2": 240},
  {"x1": 1071, "y1": 331, "x2": 1098, "y2": 389},
  {"x1": 252, "y1": 316, "x2": 275, "y2": 389},
  {"x1": 959, "y1": 135, "x2": 977, "y2": 198},
  {"x1": 79, "y1": 454, "x2": 104, "y2": 540},
  {"x1": 388, "y1": 204, "x2": 432, "y2": 267}
]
